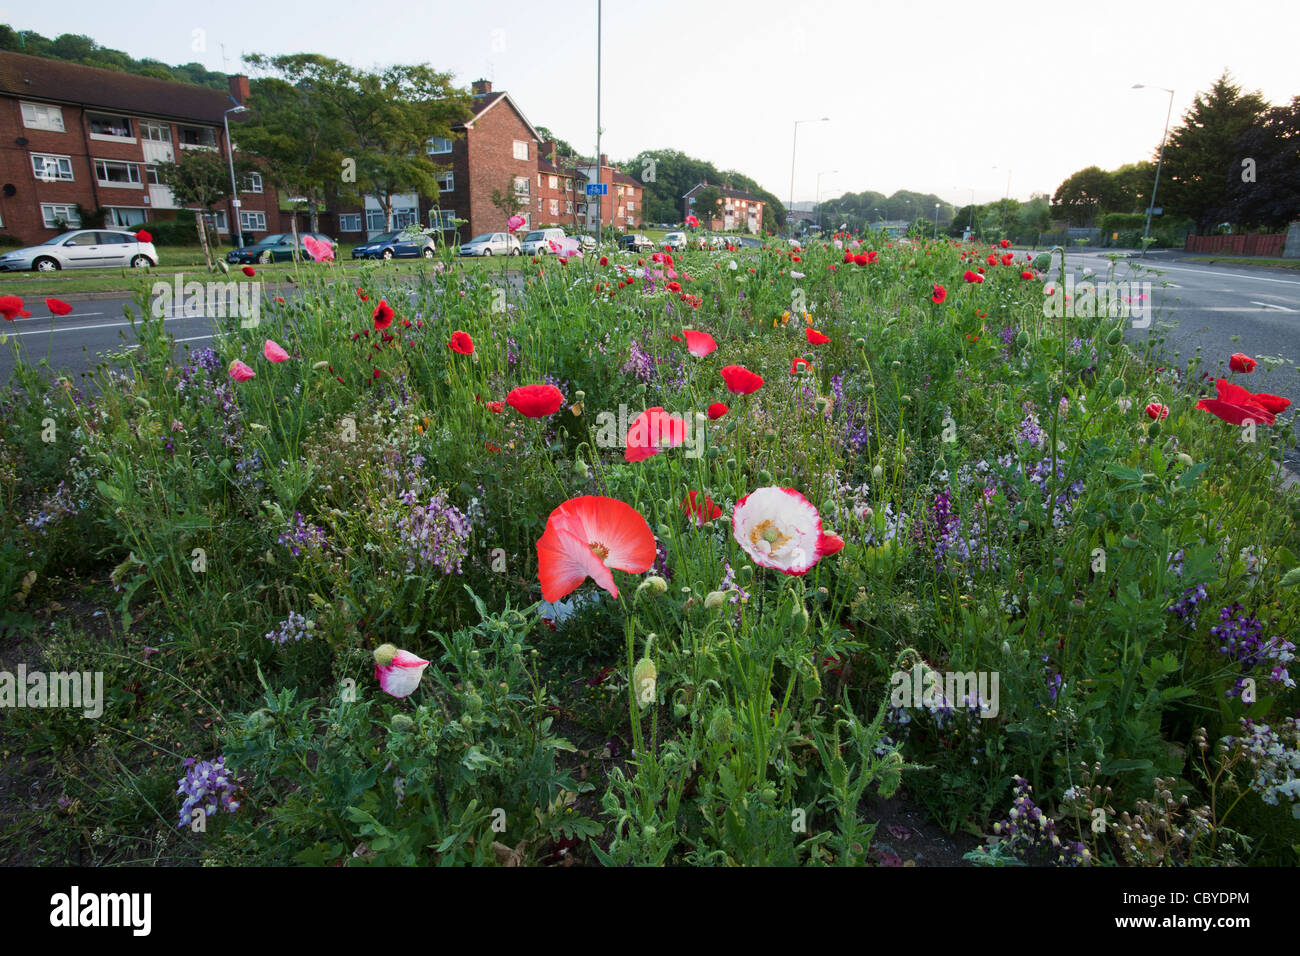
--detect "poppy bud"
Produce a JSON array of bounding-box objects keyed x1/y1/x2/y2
[
  {"x1": 704, "y1": 590, "x2": 729, "y2": 610},
  {"x1": 656, "y1": 523, "x2": 672, "y2": 539},
  {"x1": 673, "y1": 703, "x2": 688, "y2": 720},
  {"x1": 632, "y1": 657, "x2": 657, "y2": 706},
  {"x1": 798, "y1": 657, "x2": 822, "y2": 702},
  {"x1": 1106, "y1": 328, "x2": 1122, "y2": 346},
  {"x1": 737, "y1": 565, "x2": 754, "y2": 585},
  {"x1": 1108, "y1": 378, "x2": 1125, "y2": 397},
  {"x1": 1131, "y1": 502, "x2": 1146, "y2": 522},
  {"x1": 572, "y1": 459, "x2": 590, "y2": 478},
  {"x1": 1176, "y1": 452, "x2": 1194, "y2": 466},
  {"x1": 757, "y1": 469, "x2": 772, "y2": 484},
  {"x1": 872, "y1": 464, "x2": 884, "y2": 480},
  {"x1": 791, "y1": 601, "x2": 810, "y2": 634},
  {"x1": 1121, "y1": 535, "x2": 1140, "y2": 549},
  {"x1": 390, "y1": 714, "x2": 415, "y2": 732},
  {"x1": 637, "y1": 576, "x2": 668, "y2": 597},
  {"x1": 1279, "y1": 567, "x2": 1300, "y2": 588},
  {"x1": 1016, "y1": 331, "x2": 1029, "y2": 348},
  {"x1": 1032, "y1": 253, "x2": 1051, "y2": 271},
  {"x1": 707, "y1": 708, "x2": 734, "y2": 743},
  {"x1": 1147, "y1": 421, "x2": 1161, "y2": 438}
]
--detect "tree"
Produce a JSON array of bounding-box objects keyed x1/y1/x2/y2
[
  {"x1": 690, "y1": 186, "x2": 723, "y2": 228},
  {"x1": 490, "y1": 181, "x2": 525, "y2": 221},
  {"x1": 156, "y1": 149, "x2": 234, "y2": 269},
  {"x1": 1215, "y1": 96, "x2": 1300, "y2": 230},
  {"x1": 1111, "y1": 162, "x2": 1156, "y2": 214},
  {"x1": 1160, "y1": 71, "x2": 1268, "y2": 232},
  {"x1": 1051, "y1": 166, "x2": 1121, "y2": 224},
  {"x1": 246, "y1": 54, "x2": 471, "y2": 232}
]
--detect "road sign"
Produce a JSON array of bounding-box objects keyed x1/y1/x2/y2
[
  {"x1": 1149, "y1": 207, "x2": 1162, "y2": 216},
  {"x1": 586, "y1": 183, "x2": 608, "y2": 196}
]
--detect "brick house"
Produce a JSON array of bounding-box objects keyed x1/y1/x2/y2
[
  {"x1": 574, "y1": 153, "x2": 642, "y2": 232},
  {"x1": 331, "y1": 79, "x2": 541, "y2": 245},
  {"x1": 682, "y1": 182, "x2": 765, "y2": 234},
  {"x1": 536, "y1": 141, "x2": 582, "y2": 231},
  {"x1": 0, "y1": 50, "x2": 286, "y2": 245}
]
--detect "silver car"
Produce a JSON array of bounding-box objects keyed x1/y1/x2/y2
[
  {"x1": 458, "y1": 232, "x2": 521, "y2": 256},
  {"x1": 0, "y1": 229, "x2": 158, "y2": 271}
]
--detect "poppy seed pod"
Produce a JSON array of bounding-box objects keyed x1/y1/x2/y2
[{"x1": 1032, "y1": 252, "x2": 1051, "y2": 271}]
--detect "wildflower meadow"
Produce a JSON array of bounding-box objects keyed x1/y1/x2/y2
[{"x1": 3, "y1": 233, "x2": 1299, "y2": 868}]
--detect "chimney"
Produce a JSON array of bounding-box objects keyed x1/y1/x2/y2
[
  {"x1": 599, "y1": 153, "x2": 608, "y2": 168},
  {"x1": 229, "y1": 74, "x2": 250, "y2": 104},
  {"x1": 471, "y1": 79, "x2": 492, "y2": 96}
]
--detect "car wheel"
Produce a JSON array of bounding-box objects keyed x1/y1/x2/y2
[
  {"x1": 33, "y1": 257, "x2": 60, "y2": 272},
  {"x1": 536, "y1": 247, "x2": 546, "y2": 255},
  {"x1": 510, "y1": 247, "x2": 520, "y2": 256},
  {"x1": 129, "y1": 255, "x2": 152, "y2": 269},
  {"x1": 483, "y1": 249, "x2": 492, "y2": 257},
  {"x1": 382, "y1": 248, "x2": 395, "y2": 260},
  {"x1": 422, "y1": 247, "x2": 435, "y2": 258},
  {"x1": 259, "y1": 251, "x2": 273, "y2": 264}
]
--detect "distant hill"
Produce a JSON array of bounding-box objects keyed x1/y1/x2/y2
[{"x1": 0, "y1": 25, "x2": 229, "y2": 90}]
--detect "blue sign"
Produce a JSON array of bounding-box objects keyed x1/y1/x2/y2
[{"x1": 585, "y1": 183, "x2": 608, "y2": 196}]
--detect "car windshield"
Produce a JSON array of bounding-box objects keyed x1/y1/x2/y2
[
  {"x1": 468, "y1": 234, "x2": 495, "y2": 243},
  {"x1": 523, "y1": 232, "x2": 547, "y2": 242},
  {"x1": 369, "y1": 231, "x2": 400, "y2": 243},
  {"x1": 257, "y1": 234, "x2": 287, "y2": 246},
  {"x1": 39, "y1": 234, "x2": 70, "y2": 245}
]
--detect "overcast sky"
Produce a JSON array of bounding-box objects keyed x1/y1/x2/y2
[{"x1": 10, "y1": 1, "x2": 1298, "y2": 208}]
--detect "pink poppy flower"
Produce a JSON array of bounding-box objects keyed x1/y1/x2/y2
[
  {"x1": 263, "y1": 340, "x2": 290, "y2": 363},
  {"x1": 373, "y1": 644, "x2": 430, "y2": 698},
  {"x1": 536, "y1": 495, "x2": 656, "y2": 602},
  {"x1": 301, "y1": 235, "x2": 334, "y2": 262},
  {"x1": 228, "y1": 359, "x2": 256, "y2": 382},
  {"x1": 682, "y1": 329, "x2": 717, "y2": 357}
]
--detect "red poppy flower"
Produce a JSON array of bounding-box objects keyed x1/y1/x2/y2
[
  {"x1": 806, "y1": 328, "x2": 830, "y2": 345},
  {"x1": 866, "y1": 250, "x2": 878, "y2": 263},
  {"x1": 1229, "y1": 353, "x2": 1257, "y2": 373},
  {"x1": 135, "y1": 230, "x2": 152, "y2": 243},
  {"x1": 507, "y1": 383, "x2": 565, "y2": 418},
  {"x1": 242, "y1": 266, "x2": 256, "y2": 277},
  {"x1": 625, "y1": 407, "x2": 687, "y2": 462},
  {"x1": 599, "y1": 256, "x2": 609, "y2": 266},
  {"x1": 485, "y1": 441, "x2": 503, "y2": 453},
  {"x1": 536, "y1": 495, "x2": 656, "y2": 601},
  {"x1": 792, "y1": 255, "x2": 801, "y2": 263},
  {"x1": 852, "y1": 253, "x2": 869, "y2": 266},
  {"x1": 931, "y1": 284, "x2": 947, "y2": 304},
  {"x1": 1196, "y1": 398, "x2": 1274, "y2": 426},
  {"x1": 486, "y1": 400, "x2": 505, "y2": 414},
  {"x1": 682, "y1": 329, "x2": 717, "y2": 357},
  {"x1": 790, "y1": 356, "x2": 811, "y2": 374},
  {"x1": 372, "y1": 300, "x2": 394, "y2": 331},
  {"x1": 720, "y1": 365, "x2": 764, "y2": 395},
  {"x1": 1000, "y1": 253, "x2": 1015, "y2": 266},
  {"x1": 45, "y1": 298, "x2": 73, "y2": 316},
  {"x1": 1251, "y1": 392, "x2": 1291, "y2": 414},
  {"x1": 707, "y1": 402, "x2": 729, "y2": 420},
  {"x1": 1000, "y1": 239, "x2": 1011, "y2": 248},
  {"x1": 0, "y1": 295, "x2": 26, "y2": 320},
  {"x1": 963, "y1": 270, "x2": 983, "y2": 283},
  {"x1": 1021, "y1": 270, "x2": 1034, "y2": 280},
  {"x1": 843, "y1": 251, "x2": 854, "y2": 264},
  {"x1": 682, "y1": 490, "x2": 723, "y2": 527},
  {"x1": 448, "y1": 330, "x2": 474, "y2": 355},
  {"x1": 666, "y1": 281, "x2": 682, "y2": 293},
  {"x1": 1145, "y1": 402, "x2": 1169, "y2": 420},
  {"x1": 372, "y1": 368, "x2": 382, "y2": 380}
]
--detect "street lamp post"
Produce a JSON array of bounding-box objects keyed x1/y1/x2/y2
[
  {"x1": 224, "y1": 103, "x2": 247, "y2": 249},
  {"x1": 788, "y1": 117, "x2": 828, "y2": 235},
  {"x1": 816, "y1": 169, "x2": 837, "y2": 233},
  {"x1": 1133, "y1": 84, "x2": 1174, "y2": 257},
  {"x1": 994, "y1": 166, "x2": 1012, "y2": 235},
  {"x1": 934, "y1": 202, "x2": 940, "y2": 239}
]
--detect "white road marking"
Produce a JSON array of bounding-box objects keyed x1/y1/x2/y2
[
  {"x1": 5, "y1": 314, "x2": 214, "y2": 337},
  {"x1": 1250, "y1": 301, "x2": 1297, "y2": 312},
  {"x1": 1104, "y1": 261, "x2": 1300, "y2": 286},
  {"x1": 6, "y1": 311, "x2": 108, "y2": 324},
  {"x1": 173, "y1": 334, "x2": 216, "y2": 342}
]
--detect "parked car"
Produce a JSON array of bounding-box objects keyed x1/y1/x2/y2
[
  {"x1": 0, "y1": 229, "x2": 157, "y2": 272},
  {"x1": 351, "y1": 229, "x2": 437, "y2": 260},
  {"x1": 619, "y1": 233, "x2": 655, "y2": 253},
  {"x1": 226, "y1": 232, "x2": 337, "y2": 265},
  {"x1": 459, "y1": 232, "x2": 521, "y2": 256},
  {"x1": 520, "y1": 228, "x2": 568, "y2": 256},
  {"x1": 735, "y1": 236, "x2": 763, "y2": 249},
  {"x1": 663, "y1": 231, "x2": 687, "y2": 250}
]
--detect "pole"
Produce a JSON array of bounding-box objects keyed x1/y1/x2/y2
[
  {"x1": 224, "y1": 109, "x2": 244, "y2": 248},
  {"x1": 1141, "y1": 88, "x2": 1174, "y2": 256},
  {"x1": 787, "y1": 122, "x2": 799, "y2": 237},
  {"x1": 594, "y1": 0, "x2": 602, "y2": 250}
]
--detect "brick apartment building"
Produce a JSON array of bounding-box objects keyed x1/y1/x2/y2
[
  {"x1": 0, "y1": 50, "x2": 288, "y2": 245},
  {"x1": 682, "y1": 182, "x2": 765, "y2": 234}
]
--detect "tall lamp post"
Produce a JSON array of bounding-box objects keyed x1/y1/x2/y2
[
  {"x1": 788, "y1": 116, "x2": 828, "y2": 235},
  {"x1": 816, "y1": 169, "x2": 837, "y2": 233},
  {"x1": 934, "y1": 202, "x2": 940, "y2": 239},
  {"x1": 994, "y1": 166, "x2": 1012, "y2": 235},
  {"x1": 1133, "y1": 83, "x2": 1174, "y2": 257},
  {"x1": 224, "y1": 103, "x2": 247, "y2": 249}
]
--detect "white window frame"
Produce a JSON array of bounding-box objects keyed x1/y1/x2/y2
[
  {"x1": 140, "y1": 121, "x2": 171, "y2": 143},
  {"x1": 436, "y1": 171, "x2": 454, "y2": 192},
  {"x1": 338, "y1": 213, "x2": 363, "y2": 232},
  {"x1": 105, "y1": 207, "x2": 148, "y2": 227},
  {"x1": 21, "y1": 101, "x2": 65, "y2": 132},
  {"x1": 239, "y1": 210, "x2": 267, "y2": 232},
  {"x1": 548, "y1": 175, "x2": 558, "y2": 190},
  {"x1": 244, "y1": 172, "x2": 263, "y2": 193},
  {"x1": 94, "y1": 159, "x2": 143, "y2": 188},
  {"x1": 565, "y1": 200, "x2": 573, "y2": 214},
  {"x1": 365, "y1": 209, "x2": 387, "y2": 232},
  {"x1": 31, "y1": 153, "x2": 74, "y2": 183},
  {"x1": 204, "y1": 210, "x2": 229, "y2": 232},
  {"x1": 429, "y1": 209, "x2": 457, "y2": 230},
  {"x1": 426, "y1": 136, "x2": 454, "y2": 154},
  {"x1": 41, "y1": 203, "x2": 81, "y2": 229},
  {"x1": 86, "y1": 112, "x2": 134, "y2": 141},
  {"x1": 513, "y1": 175, "x2": 529, "y2": 198},
  {"x1": 177, "y1": 125, "x2": 217, "y2": 149},
  {"x1": 512, "y1": 140, "x2": 529, "y2": 161},
  {"x1": 550, "y1": 199, "x2": 559, "y2": 216},
  {"x1": 393, "y1": 207, "x2": 419, "y2": 229}
]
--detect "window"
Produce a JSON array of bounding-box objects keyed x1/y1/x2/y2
[
  {"x1": 427, "y1": 137, "x2": 454, "y2": 154},
  {"x1": 550, "y1": 199, "x2": 559, "y2": 216},
  {"x1": 22, "y1": 101, "x2": 65, "y2": 132},
  {"x1": 537, "y1": 198, "x2": 542, "y2": 212},
  {"x1": 41, "y1": 204, "x2": 81, "y2": 229},
  {"x1": 548, "y1": 175, "x2": 558, "y2": 190},
  {"x1": 87, "y1": 112, "x2": 133, "y2": 138},
  {"x1": 244, "y1": 172, "x2": 263, "y2": 193},
  {"x1": 513, "y1": 176, "x2": 529, "y2": 197},
  {"x1": 565, "y1": 200, "x2": 573, "y2": 214},
  {"x1": 338, "y1": 214, "x2": 362, "y2": 232},
  {"x1": 205, "y1": 210, "x2": 228, "y2": 232},
  {"x1": 95, "y1": 160, "x2": 142, "y2": 186},
  {"x1": 627, "y1": 201, "x2": 635, "y2": 212},
  {"x1": 393, "y1": 207, "x2": 419, "y2": 229},
  {"x1": 140, "y1": 121, "x2": 171, "y2": 143},
  {"x1": 31, "y1": 154, "x2": 74, "y2": 182},
  {"x1": 429, "y1": 209, "x2": 457, "y2": 230},
  {"x1": 512, "y1": 140, "x2": 529, "y2": 161},
  {"x1": 436, "y1": 171, "x2": 454, "y2": 192},
  {"x1": 177, "y1": 126, "x2": 217, "y2": 148},
  {"x1": 365, "y1": 209, "x2": 387, "y2": 232},
  {"x1": 239, "y1": 210, "x2": 267, "y2": 232},
  {"x1": 146, "y1": 165, "x2": 162, "y2": 185},
  {"x1": 105, "y1": 208, "x2": 148, "y2": 227}
]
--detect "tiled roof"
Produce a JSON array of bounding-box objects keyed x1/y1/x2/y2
[
  {"x1": 0, "y1": 50, "x2": 234, "y2": 123},
  {"x1": 683, "y1": 182, "x2": 766, "y2": 204},
  {"x1": 612, "y1": 171, "x2": 641, "y2": 188}
]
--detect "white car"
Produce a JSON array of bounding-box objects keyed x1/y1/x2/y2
[
  {"x1": 458, "y1": 232, "x2": 521, "y2": 256},
  {"x1": 520, "y1": 228, "x2": 567, "y2": 256},
  {"x1": 663, "y1": 232, "x2": 687, "y2": 250},
  {"x1": 0, "y1": 229, "x2": 158, "y2": 271}
]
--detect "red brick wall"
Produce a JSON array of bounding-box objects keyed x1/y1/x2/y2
[{"x1": 465, "y1": 99, "x2": 537, "y2": 238}]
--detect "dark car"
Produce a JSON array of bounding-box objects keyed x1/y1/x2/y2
[
  {"x1": 351, "y1": 229, "x2": 437, "y2": 260},
  {"x1": 619, "y1": 233, "x2": 654, "y2": 253},
  {"x1": 226, "y1": 232, "x2": 337, "y2": 265}
]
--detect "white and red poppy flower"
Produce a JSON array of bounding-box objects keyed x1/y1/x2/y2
[
  {"x1": 547, "y1": 236, "x2": 583, "y2": 258},
  {"x1": 732, "y1": 486, "x2": 843, "y2": 575},
  {"x1": 681, "y1": 329, "x2": 717, "y2": 357},
  {"x1": 536, "y1": 495, "x2": 656, "y2": 602},
  {"x1": 373, "y1": 643, "x2": 430, "y2": 698}
]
